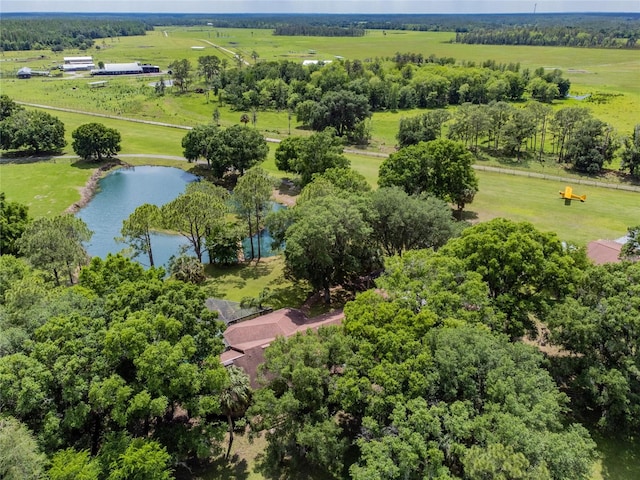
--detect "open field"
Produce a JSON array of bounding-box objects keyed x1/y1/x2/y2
[
  {"x1": 1, "y1": 27, "x2": 638, "y2": 137},
  {"x1": 471, "y1": 170, "x2": 640, "y2": 244}
]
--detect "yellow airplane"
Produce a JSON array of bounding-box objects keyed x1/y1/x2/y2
[{"x1": 559, "y1": 186, "x2": 586, "y2": 204}]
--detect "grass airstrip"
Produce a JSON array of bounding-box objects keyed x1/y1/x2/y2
[{"x1": 1, "y1": 25, "x2": 639, "y2": 480}]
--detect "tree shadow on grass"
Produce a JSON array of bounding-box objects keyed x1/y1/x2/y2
[
  {"x1": 594, "y1": 432, "x2": 640, "y2": 480},
  {"x1": 268, "y1": 282, "x2": 313, "y2": 310},
  {"x1": 254, "y1": 452, "x2": 337, "y2": 480},
  {"x1": 459, "y1": 210, "x2": 479, "y2": 221}
]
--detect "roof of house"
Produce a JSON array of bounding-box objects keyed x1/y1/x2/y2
[
  {"x1": 221, "y1": 307, "x2": 345, "y2": 387},
  {"x1": 587, "y1": 240, "x2": 622, "y2": 265},
  {"x1": 17, "y1": 67, "x2": 32, "y2": 75}
]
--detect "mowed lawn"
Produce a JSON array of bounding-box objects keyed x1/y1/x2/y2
[
  {"x1": 0, "y1": 159, "x2": 95, "y2": 217},
  {"x1": 471, "y1": 170, "x2": 640, "y2": 245}
]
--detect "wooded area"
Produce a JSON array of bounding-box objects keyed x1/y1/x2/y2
[{"x1": 1, "y1": 12, "x2": 639, "y2": 479}]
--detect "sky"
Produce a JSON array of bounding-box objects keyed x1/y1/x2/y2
[{"x1": 2, "y1": 0, "x2": 639, "y2": 14}]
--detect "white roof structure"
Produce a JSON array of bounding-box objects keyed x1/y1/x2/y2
[
  {"x1": 63, "y1": 63, "x2": 95, "y2": 71},
  {"x1": 104, "y1": 63, "x2": 143, "y2": 73},
  {"x1": 64, "y1": 56, "x2": 93, "y2": 63},
  {"x1": 90, "y1": 63, "x2": 145, "y2": 76},
  {"x1": 302, "y1": 59, "x2": 333, "y2": 66}
]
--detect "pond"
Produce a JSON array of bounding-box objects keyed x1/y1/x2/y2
[{"x1": 77, "y1": 166, "x2": 282, "y2": 269}]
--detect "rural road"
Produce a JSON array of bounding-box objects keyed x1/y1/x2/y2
[
  {"x1": 10, "y1": 102, "x2": 640, "y2": 193},
  {"x1": 199, "y1": 39, "x2": 252, "y2": 66}
]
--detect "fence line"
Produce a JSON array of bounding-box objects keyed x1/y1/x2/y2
[{"x1": 473, "y1": 165, "x2": 640, "y2": 193}]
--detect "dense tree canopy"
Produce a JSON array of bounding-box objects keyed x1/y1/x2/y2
[
  {"x1": 161, "y1": 181, "x2": 228, "y2": 263},
  {"x1": 0, "y1": 109, "x2": 66, "y2": 153},
  {"x1": 379, "y1": 138, "x2": 478, "y2": 215},
  {"x1": 249, "y1": 245, "x2": 598, "y2": 479},
  {"x1": 0, "y1": 416, "x2": 47, "y2": 480},
  {"x1": 283, "y1": 195, "x2": 375, "y2": 303},
  {"x1": 181, "y1": 124, "x2": 267, "y2": 177},
  {"x1": 563, "y1": 118, "x2": 618, "y2": 173},
  {"x1": 0, "y1": 17, "x2": 150, "y2": 51},
  {"x1": 0, "y1": 193, "x2": 30, "y2": 256},
  {"x1": 181, "y1": 124, "x2": 227, "y2": 173},
  {"x1": 370, "y1": 187, "x2": 461, "y2": 256},
  {"x1": 301, "y1": 89, "x2": 371, "y2": 137},
  {"x1": 0, "y1": 255, "x2": 229, "y2": 478},
  {"x1": 17, "y1": 214, "x2": 92, "y2": 286},
  {"x1": 275, "y1": 128, "x2": 350, "y2": 186},
  {"x1": 620, "y1": 125, "x2": 640, "y2": 177},
  {"x1": 440, "y1": 218, "x2": 580, "y2": 339},
  {"x1": 71, "y1": 123, "x2": 121, "y2": 161},
  {"x1": 547, "y1": 261, "x2": 640, "y2": 433}
]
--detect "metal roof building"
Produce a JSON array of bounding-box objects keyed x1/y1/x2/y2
[
  {"x1": 91, "y1": 63, "x2": 144, "y2": 76},
  {"x1": 17, "y1": 67, "x2": 32, "y2": 79},
  {"x1": 64, "y1": 56, "x2": 94, "y2": 64},
  {"x1": 63, "y1": 63, "x2": 95, "y2": 72}
]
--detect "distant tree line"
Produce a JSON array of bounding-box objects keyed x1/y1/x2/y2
[
  {"x1": 273, "y1": 25, "x2": 366, "y2": 37},
  {"x1": 456, "y1": 25, "x2": 638, "y2": 48},
  {"x1": 194, "y1": 52, "x2": 569, "y2": 117},
  {"x1": 0, "y1": 18, "x2": 151, "y2": 52},
  {"x1": 13, "y1": 12, "x2": 631, "y2": 36}
]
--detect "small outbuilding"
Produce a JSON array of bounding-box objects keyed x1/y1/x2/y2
[{"x1": 17, "y1": 67, "x2": 32, "y2": 79}]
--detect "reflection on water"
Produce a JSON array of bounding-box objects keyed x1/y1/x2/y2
[{"x1": 77, "y1": 166, "x2": 282, "y2": 268}]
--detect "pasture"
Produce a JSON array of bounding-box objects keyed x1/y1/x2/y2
[{"x1": 1, "y1": 26, "x2": 638, "y2": 136}]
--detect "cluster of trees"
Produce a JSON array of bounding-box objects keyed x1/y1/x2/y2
[
  {"x1": 0, "y1": 253, "x2": 241, "y2": 479},
  {"x1": 181, "y1": 123, "x2": 268, "y2": 177},
  {"x1": 72, "y1": 123, "x2": 122, "y2": 161},
  {"x1": 0, "y1": 95, "x2": 66, "y2": 154},
  {"x1": 379, "y1": 138, "x2": 478, "y2": 214},
  {"x1": 398, "y1": 103, "x2": 633, "y2": 173},
  {"x1": 0, "y1": 96, "x2": 123, "y2": 161},
  {"x1": 456, "y1": 25, "x2": 638, "y2": 48},
  {"x1": 174, "y1": 51, "x2": 567, "y2": 129},
  {"x1": 247, "y1": 220, "x2": 610, "y2": 478},
  {"x1": 0, "y1": 17, "x2": 151, "y2": 51},
  {"x1": 0, "y1": 193, "x2": 29, "y2": 256},
  {"x1": 267, "y1": 147, "x2": 470, "y2": 302},
  {"x1": 120, "y1": 169, "x2": 275, "y2": 270},
  {"x1": 2, "y1": 184, "x2": 639, "y2": 479},
  {"x1": 273, "y1": 25, "x2": 366, "y2": 36},
  {"x1": 32, "y1": 12, "x2": 633, "y2": 40}
]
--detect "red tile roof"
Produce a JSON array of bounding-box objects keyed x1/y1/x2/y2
[
  {"x1": 220, "y1": 307, "x2": 344, "y2": 386},
  {"x1": 587, "y1": 240, "x2": 622, "y2": 265}
]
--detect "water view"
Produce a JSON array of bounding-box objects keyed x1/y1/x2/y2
[{"x1": 77, "y1": 165, "x2": 281, "y2": 269}]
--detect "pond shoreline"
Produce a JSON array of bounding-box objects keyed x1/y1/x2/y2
[{"x1": 65, "y1": 159, "x2": 131, "y2": 214}]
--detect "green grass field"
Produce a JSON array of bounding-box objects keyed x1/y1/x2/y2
[
  {"x1": 471, "y1": 170, "x2": 640, "y2": 244},
  {"x1": 1, "y1": 27, "x2": 638, "y2": 136},
  {"x1": 1, "y1": 26, "x2": 639, "y2": 478}
]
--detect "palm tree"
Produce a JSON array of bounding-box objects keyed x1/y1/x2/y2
[
  {"x1": 240, "y1": 113, "x2": 250, "y2": 126},
  {"x1": 220, "y1": 366, "x2": 252, "y2": 459}
]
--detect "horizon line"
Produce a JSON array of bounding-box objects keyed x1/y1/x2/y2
[{"x1": 4, "y1": 10, "x2": 640, "y2": 15}]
